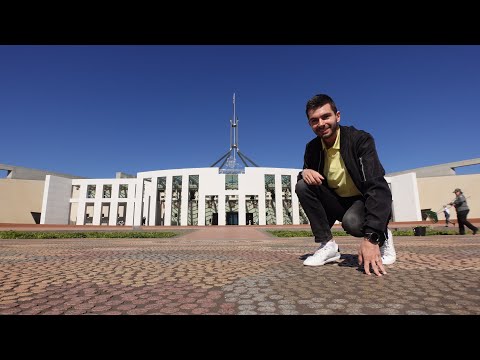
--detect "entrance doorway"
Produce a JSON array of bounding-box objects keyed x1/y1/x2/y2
[
  {"x1": 212, "y1": 213, "x2": 218, "y2": 225},
  {"x1": 246, "y1": 212, "x2": 254, "y2": 225},
  {"x1": 226, "y1": 212, "x2": 238, "y2": 225}
]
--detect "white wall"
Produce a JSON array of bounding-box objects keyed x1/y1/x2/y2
[
  {"x1": 132, "y1": 167, "x2": 423, "y2": 225},
  {"x1": 387, "y1": 172, "x2": 422, "y2": 222},
  {"x1": 40, "y1": 167, "x2": 424, "y2": 226},
  {"x1": 71, "y1": 178, "x2": 138, "y2": 226},
  {"x1": 137, "y1": 167, "x2": 301, "y2": 226},
  {"x1": 40, "y1": 175, "x2": 72, "y2": 224}
]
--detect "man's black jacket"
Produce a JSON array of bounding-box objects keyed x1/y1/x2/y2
[{"x1": 297, "y1": 125, "x2": 392, "y2": 234}]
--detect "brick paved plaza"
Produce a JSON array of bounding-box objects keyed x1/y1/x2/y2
[{"x1": 1, "y1": 226, "x2": 479, "y2": 315}]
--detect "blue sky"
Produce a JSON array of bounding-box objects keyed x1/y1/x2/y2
[{"x1": 1, "y1": 45, "x2": 479, "y2": 178}]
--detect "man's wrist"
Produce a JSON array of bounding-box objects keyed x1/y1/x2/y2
[
  {"x1": 364, "y1": 231, "x2": 386, "y2": 247},
  {"x1": 364, "y1": 232, "x2": 381, "y2": 245}
]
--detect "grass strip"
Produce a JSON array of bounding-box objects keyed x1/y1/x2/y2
[{"x1": 0, "y1": 231, "x2": 179, "y2": 239}]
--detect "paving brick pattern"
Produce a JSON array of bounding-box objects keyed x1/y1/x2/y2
[{"x1": 0, "y1": 227, "x2": 479, "y2": 315}]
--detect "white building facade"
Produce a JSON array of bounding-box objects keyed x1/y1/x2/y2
[{"x1": 40, "y1": 167, "x2": 422, "y2": 226}]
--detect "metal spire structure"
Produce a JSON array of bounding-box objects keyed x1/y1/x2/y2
[{"x1": 211, "y1": 93, "x2": 259, "y2": 174}]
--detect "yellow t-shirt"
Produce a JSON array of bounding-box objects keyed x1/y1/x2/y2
[{"x1": 321, "y1": 128, "x2": 361, "y2": 197}]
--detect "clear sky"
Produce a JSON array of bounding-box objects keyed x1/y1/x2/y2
[{"x1": 1, "y1": 45, "x2": 479, "y2": 178}]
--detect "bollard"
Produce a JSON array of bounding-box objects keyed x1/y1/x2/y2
[{"x1": 413, "y1": 226, "x2": 427, "y2": 236}]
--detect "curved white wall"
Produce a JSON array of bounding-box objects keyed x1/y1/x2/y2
[{"x1": 41, "y1": 167, "x2": 421, "y2": 226}]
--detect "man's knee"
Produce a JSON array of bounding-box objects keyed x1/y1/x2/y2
[
  {"x1": 342, "y1": 211, "x2": 364, "y2": 237},
  {"x1": 295, "y1": 179, "x2": 309, "y2": 196}
]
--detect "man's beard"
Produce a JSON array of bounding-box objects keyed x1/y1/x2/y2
[{"x1": 319, "y1": 123, "x2": 338, "y2": 139}]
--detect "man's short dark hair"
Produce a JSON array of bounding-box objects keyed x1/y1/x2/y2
[{"x1": 306, "y1": 94, "x2": 338, "y2": 117}]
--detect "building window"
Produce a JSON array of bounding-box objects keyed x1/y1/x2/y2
[
  {"x1": 102, "y1": 185, "x2": 112, "y2": 198},
  {"x1": 282, "y1": 175, "x2": 293, "y2": 225},
  {"x1": 171, "y1": 176, "x2": 182, "y2": 226},
  {"x1": 117, "y1": 202, "x2": 127, "y2": 225},
  {"x1": 87, "y1": 185, "x2": 96, "y2": 199},
  {"x1": 101, "y1": 203, "x2": 110, "y2": 225},
  {"x1": 119, "y1": 184, "x2": 128, "y2": 198},
  {"x1": 245, "y1": 195, "x2": 258, "y2": 225},
  {"x1": 225, "y1": 195, "x2": 239, "y2": 225},
  {"x1": 141, "y1": 178, "x2": 152, "y2": 226},
  {"x1": 265, "y1": 174, "x2": 276, "y2": 225},
  {"x1": 205, "y1": 195, "x2": 218, "y2": 225},
  {"x1": 156, "y1": 177, "x2": 167, "y2": 226},
  {"x1": 188, "y1": 175, "x2": 199, "y2": 226},
  {"x1": 225, "y1": 174, "x2": 238, "y2": 190},
  {"x1": 84, "y1": 203, "x2": 94, "y2": 224}
]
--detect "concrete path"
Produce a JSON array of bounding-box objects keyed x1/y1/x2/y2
[
  {"x1": 0, "y1": 227, "x2": 479, "y2": 315},
  {"x1": 176, "y1": 226, "x2": 274, "y2": 240}
]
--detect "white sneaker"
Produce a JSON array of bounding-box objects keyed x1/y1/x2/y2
[
  {"x1": 303, "y1": 240, "x2": 341, "y2": 266},
  {"x1": 380, "y1": 229, "x2": 396, "y2": 265}
]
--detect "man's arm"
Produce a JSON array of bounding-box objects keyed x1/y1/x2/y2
[
  {"x1": 356, "y1": 134, "x2": 392, "y2": 235},
  {"x1": 297, "y1": 143, "x2": 311, "y2": 182},
  {"x1": 451, "y1": 195, "x2": 465, "y2": 207}
]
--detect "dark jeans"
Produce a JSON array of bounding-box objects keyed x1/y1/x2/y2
[
  {"x1": 456, "y1": 210, "x2": 478, "y2": 235},
  {"x1": 295, "y1": 179, "x2": 380, "y2": 243},
  {"x1": 445, "y1": 214, "x2": 450, "y2": 225}
]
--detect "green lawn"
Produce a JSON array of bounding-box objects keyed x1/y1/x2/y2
[
  {"x1": 267, "y1": 228, "x2": 458, "y2": 238},
  {"x1": 0, "y1": 231, "x2": 179, "y2": 239}
]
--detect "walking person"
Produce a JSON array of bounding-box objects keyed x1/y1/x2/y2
[
  {"x1": 449, "y1": 189, "x2": 478, "y2": 235},
  {"x1": 295, "y1": 94, "x2": 395, "y2": 277},
  {"x1": 443, "y1": 205, "x2": 452, "y2": 227}
]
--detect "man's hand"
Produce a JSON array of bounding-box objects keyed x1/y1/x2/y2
[
  {"x1": 358, "y1": 239, "x2": 387, "y2": 277},
  {"x1": 302, "y1": 169, "x2": 324, "y2": 186}
]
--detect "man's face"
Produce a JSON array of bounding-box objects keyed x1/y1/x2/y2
[{"x1": 307, "y1": 103, "x2": 340, "y2": 141}]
